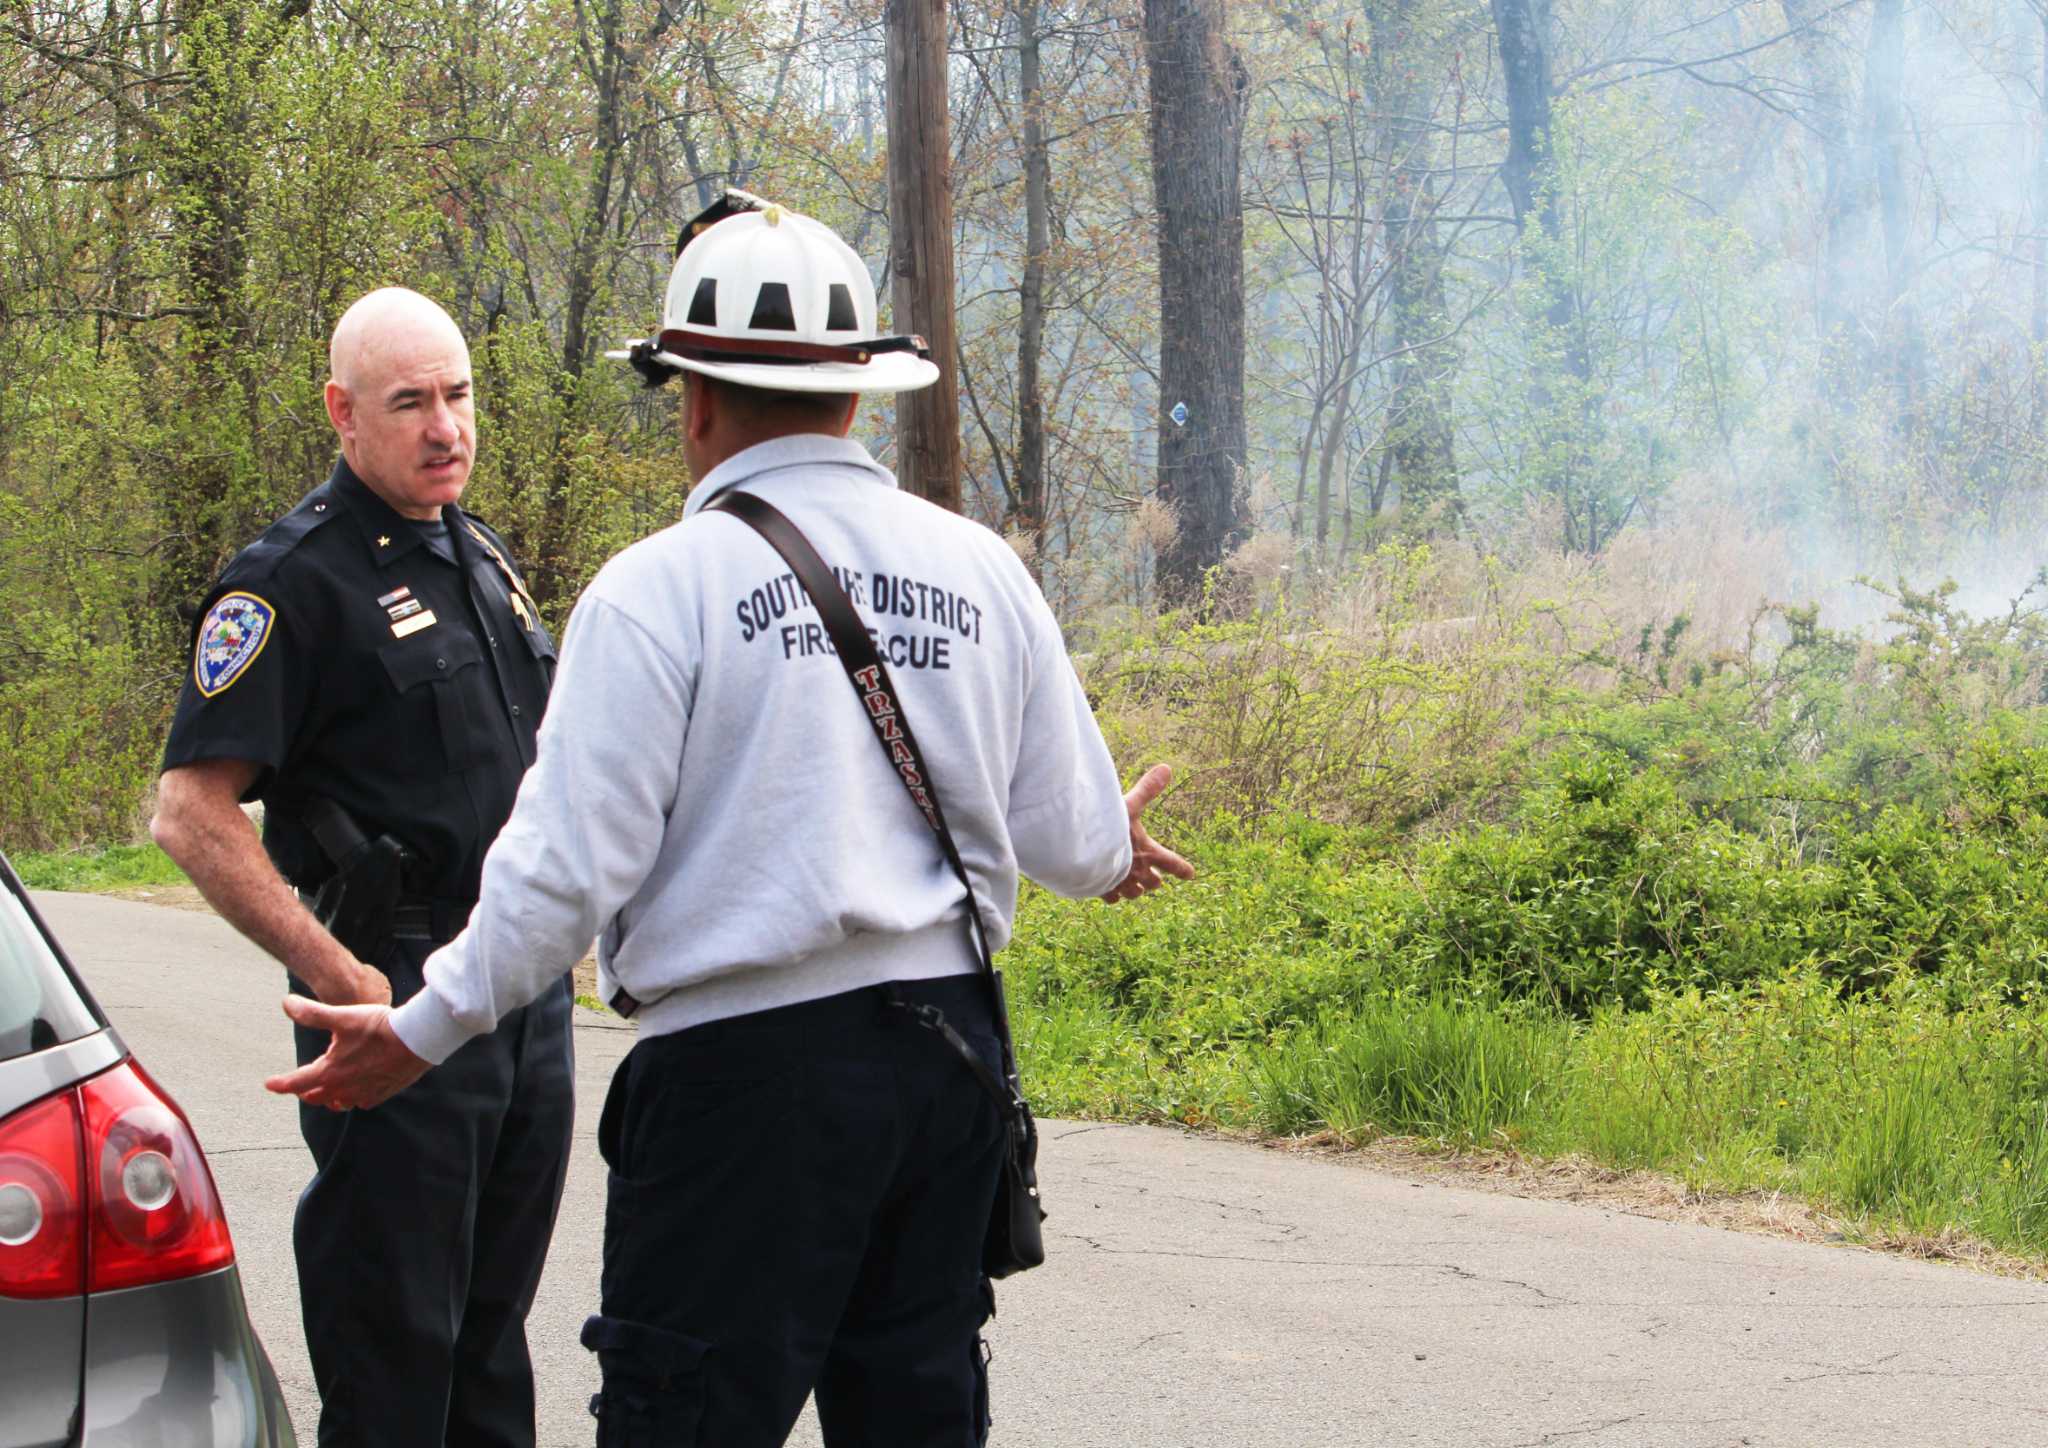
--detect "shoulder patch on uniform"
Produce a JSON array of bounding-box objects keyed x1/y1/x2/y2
[{"x1": 194, "y1": 591, "x2": 277, "y2": 698}]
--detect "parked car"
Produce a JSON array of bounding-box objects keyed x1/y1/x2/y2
[{"x1": 0, "y1": 851, "x2": 294, "y2": 1447}]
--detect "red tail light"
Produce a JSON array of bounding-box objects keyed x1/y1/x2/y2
[
  {"x1": 0, "y1": 1059, "x2": 235, "y2": 1300},
  {"x1": 0, "y1": 1088, "x2": 85, "y2": 1299},
  {"x1": 79, "y1": 1061, "x2": 236, "y2": 1292}
]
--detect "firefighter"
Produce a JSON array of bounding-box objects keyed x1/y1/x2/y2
[{"x1": 268, "y1": 198, "x2": 1190, "y2": 1446}]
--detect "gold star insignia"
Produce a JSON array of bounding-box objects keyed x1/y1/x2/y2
[{"x1": 377, "y1": 535, "x2": 392, "y2": 547}]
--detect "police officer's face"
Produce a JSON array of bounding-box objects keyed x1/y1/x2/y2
[{"x1": 327, "y1": 314, "x2": 476, "y2": 521}]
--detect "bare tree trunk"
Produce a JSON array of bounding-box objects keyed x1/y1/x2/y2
[
  {"x1": 1494, "y1": 0, "x2": 1576, "y2": 349},
  {"x1": 1379, "y1": 0, "x2": 1458, "y2": 532},
  {"x1": 1782, "y1": 0, "x2": 1861, "y2": 354},
  {"x1": 1385, "y1": 183, "x2": 1459, "y2": 531},
  {"x1": 1144, "y1": 0, "x2": 1250, "y2": 606},
  {"x1": 1313, "y1": 363, "x2": 1355, "y2": 564},
  {"x1": 859, "y1": 51, "x2": 877, "y2": 161},
  {"x1": 1291, "y1": 392, "x2": 1324, "y2": 542},
  {"x1": 1494, "y1": 0, "x2": 1596, "y2": 547},
  {"x1": 2034, "y1": 9, "x2": 2047, "y2": 428},
  {"x1": 1311, "y1": 76, "x2": 1383, "y2": 563},
  {"x1": 158, "y1": 1, "x2": 276, "y2": 630},
  {"x1": 559, "y1": 3, "x2": 625, "y2": 396},
  {"x1": 887, "y1": 0, "x2": 963, "y2": 510},
  {"x1": 1010, "y1": 0, "x2": 1051, "y2": 565},
  {"x1": 1865, "y1": 0, "x2": 1920, "y2": 422},
  {"x1": 1491, "y1": 0, "x2": 1556, "y2": 240},
  {"x1": 535, "y1": 0, "x2": 674, "y2": 606}
]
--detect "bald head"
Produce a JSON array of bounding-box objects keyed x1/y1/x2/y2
[
  {"x1": 324, "y1": 288, "x2": 477, "y2": 520},
  {"x1": 329, "y1": 288, "x2": 468, "y2": 395}
]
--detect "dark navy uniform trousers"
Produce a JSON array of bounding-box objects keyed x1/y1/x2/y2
[
  {"x1": 293, "y1": 936, "x2": 574, "y2": 1447},
  {"x1": 584, "y1": 973, "x2": 1007, "y2": 1447}
]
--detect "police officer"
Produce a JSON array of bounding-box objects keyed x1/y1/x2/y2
[
  {"x1": 268, "y1": 200, "x2": 1192, "y2": 1446},
  {"x1": 152, "y1": 287, "x2": 573, "y2": 1447}
]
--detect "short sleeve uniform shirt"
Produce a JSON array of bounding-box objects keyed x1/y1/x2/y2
[{"x1": 163, "y1": 458, "x2": 556, "y2": 903}]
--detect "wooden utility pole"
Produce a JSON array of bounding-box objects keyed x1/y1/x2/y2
[{"x1": 885, "y1": 0, "x2": 963, "y2": 510}]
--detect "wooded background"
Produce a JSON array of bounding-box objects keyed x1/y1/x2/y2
[{"x1": 6, "y1": 0, "x2": 2048, "y2": 845}]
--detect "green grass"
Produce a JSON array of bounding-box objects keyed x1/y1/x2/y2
[
  {"x1": 10, "y1": 842, "x2": 186, "y2": 892},
  {"x1": 1248, "y1": 996, "x2": 1565, "y2": 1144},
  {"x1": 1004, "y1": 811, "x2": 2048, "y2": 1264},
  {"x1": 1011, "y1": 965, "x2": 2048, "y2": 1258}
]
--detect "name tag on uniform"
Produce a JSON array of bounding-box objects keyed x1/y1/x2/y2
[{"x1": 392, "y1": 610, "x2": 438, "y2": 639}]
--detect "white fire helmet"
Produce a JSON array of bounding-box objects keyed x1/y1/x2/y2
[{"x1": 611, "y1": 189, "x2": 939, "y2": 395}]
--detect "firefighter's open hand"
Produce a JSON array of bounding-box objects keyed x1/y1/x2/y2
[
  {"x1": 265, "y1": 996, "x2": 430, "y2": 1111},
  {"x1": 1101, "y1": 764, "x2": 1196, "y2": 904}
]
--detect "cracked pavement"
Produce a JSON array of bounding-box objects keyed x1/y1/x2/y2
[{"x1": 39, "y1": 892, "x2": 2048, "y2": 1447}]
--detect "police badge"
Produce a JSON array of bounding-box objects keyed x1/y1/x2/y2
[{"x1": 194, "y1": 591, "x2": 276, "y2": 697}]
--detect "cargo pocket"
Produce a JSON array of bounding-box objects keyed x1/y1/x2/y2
[{"x1": 581, "y1": 1314, "x2": 710, "y2": 1448}]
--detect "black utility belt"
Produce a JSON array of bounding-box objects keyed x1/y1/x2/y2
[
  {"x1": 298, "y1": 889, "x2": 472, "y2": 945},
  {"x1": 391, "y1": 897, "x2": 475, "y2": 943}
]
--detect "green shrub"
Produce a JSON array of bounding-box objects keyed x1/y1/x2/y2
[
  {"x1": 0, "y1": 642, "x2": 163, "y2": 851},
  {"x1": 1400, "y1": 752, "x2": 1812, "y2": 1011},
  {"x1": 1007, "y1": 819, "x2": 1403, "y2": 1044}
]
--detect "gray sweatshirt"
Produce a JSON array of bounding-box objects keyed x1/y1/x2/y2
[{"x1": 391, "y1": 433, "x2": 1133, "y2": 1063}]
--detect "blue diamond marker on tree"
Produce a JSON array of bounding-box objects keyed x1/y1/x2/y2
[{"x1": 1169, "y1": 401, "x2": 1189, "y2": 427}]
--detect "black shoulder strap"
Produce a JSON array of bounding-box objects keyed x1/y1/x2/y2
[{"x1": 706, "y1": 488, "x2": 1026, "y2": 1111}]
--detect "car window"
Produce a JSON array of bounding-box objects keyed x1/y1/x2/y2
[{"x1": 0, "y1": 886, "x2": 100, "y2": 1062}]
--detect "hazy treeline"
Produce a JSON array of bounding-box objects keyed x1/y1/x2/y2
[{"x1": 7, "y1": 0, "x2": 2048, "y2": 845}]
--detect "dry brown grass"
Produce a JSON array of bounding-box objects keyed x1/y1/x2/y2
[{"x1": 1076, "y1": 496, "x2": 1881, "y2": 836}]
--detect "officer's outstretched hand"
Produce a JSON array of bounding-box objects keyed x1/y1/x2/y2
[
  {"x1": 264, "y1": 997, "x2": 430, "y2": 1111},
  {"x1": 1101, "y1": 764, "x2": 1196, "y2": 904}
]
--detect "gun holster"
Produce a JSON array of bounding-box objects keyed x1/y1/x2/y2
[{"x1": 300, "y1": 797, "x2": 410, "y2": 964}]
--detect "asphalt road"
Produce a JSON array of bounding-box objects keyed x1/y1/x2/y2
[{"x1": 32, "y1": 890, "x2": 2048, "y2": 1447}]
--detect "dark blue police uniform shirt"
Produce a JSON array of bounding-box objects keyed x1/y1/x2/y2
[{"x1": 162, "y1": 457, "x2": 556, "y2": 905}]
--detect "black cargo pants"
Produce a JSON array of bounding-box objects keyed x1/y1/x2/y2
[
  {"x1": 585, "y1": 973, "x2": 1008, "y2": 1447},
  {"x1": 291, "y1": 933, "x2": 575, "y2": 1447}
]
